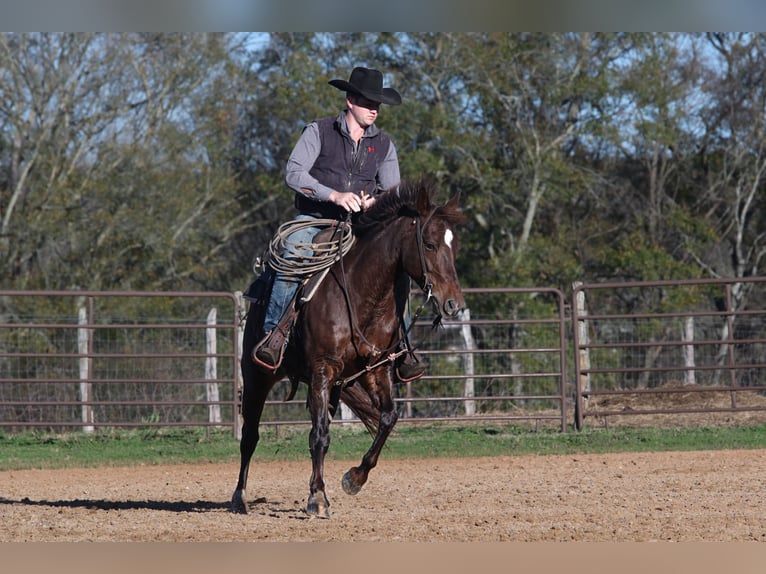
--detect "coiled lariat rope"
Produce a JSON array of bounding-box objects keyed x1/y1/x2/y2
[
  {"x1": 266, "y1": 218, "x2": 355, "y2": 278},
  {"x1": 263, "y1": 215, "x2": 436, "y2": 388}
]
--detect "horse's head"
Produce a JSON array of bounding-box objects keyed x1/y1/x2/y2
[
  {"x1": 408, "y1": 184, "x2": 465, "y2": 319},
  {"x1": 353, "y1": 180, "x2": 465, "y2": 319}
]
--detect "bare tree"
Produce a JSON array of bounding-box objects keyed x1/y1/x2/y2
[{"x1": 0, "y1": 33, "x2": 259, "y2": 291}]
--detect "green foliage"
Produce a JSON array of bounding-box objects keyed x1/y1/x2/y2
[{"x1": 600, "y1": 226, "x2": 702, "y2": 283}]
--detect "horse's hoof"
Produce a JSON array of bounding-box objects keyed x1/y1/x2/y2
[
  {"x1": 230, "y1": 489, "x2": 248, "y2": 514},
  {"x1": 341, "y1": 470, "x2": 363, "y2": 496},
  {"x1": 306, "y1": 492, "x2": 331, "y2": 519}
]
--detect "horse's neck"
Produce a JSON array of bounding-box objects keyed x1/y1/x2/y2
[{"x1": 347, "y1": 226, "x2": 404, "y2": 297}]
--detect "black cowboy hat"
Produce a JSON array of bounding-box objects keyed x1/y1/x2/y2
[{"x1": 328, "y1": 67, "x2": 402, "y2": 106}]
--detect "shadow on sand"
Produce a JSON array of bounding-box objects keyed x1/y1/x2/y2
[{"x1": 0, "y1": 496, "x2": 255, "y2": 513}]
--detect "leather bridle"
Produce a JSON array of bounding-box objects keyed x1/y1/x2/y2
[{"x1": 414, "y1": 206, "x2": 439, "y2": 314}]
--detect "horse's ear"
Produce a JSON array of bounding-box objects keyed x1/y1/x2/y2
[
  {"x1": 416, "y1": 184, "x2": 433, "y2": 215},
  {"x1": 441, "y1": 192, "x2": 465, "y2": 225},
  {"x1": 445, "y1": 192, "x2": 461, "y2": 211}
]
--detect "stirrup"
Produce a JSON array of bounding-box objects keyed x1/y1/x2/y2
[
  {"x1": 395, "y1": 352, "x2": 425, "y2": 383},
  {"x1": 252, "y1": 300, "x2": 299, "y2": 372},
  {"x1": 252, "y1": 328, "x2": 288, "y2": 371}
]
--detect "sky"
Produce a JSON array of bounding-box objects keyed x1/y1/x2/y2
[{"x1": 0, "y1": 0, "x2": 764, "y2": 32}]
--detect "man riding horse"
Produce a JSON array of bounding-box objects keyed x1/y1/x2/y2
[{"x1": 254, "y1": 66, "x2": 424, "y2": 383}]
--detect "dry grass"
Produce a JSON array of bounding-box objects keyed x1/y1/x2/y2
[{"x1": 583, "y1": 382, "x2": 766, "y2": 429}]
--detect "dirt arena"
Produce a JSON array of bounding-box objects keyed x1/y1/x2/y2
[{"x1": 1, "y1": 448, "x2": 764, "y2": 542}]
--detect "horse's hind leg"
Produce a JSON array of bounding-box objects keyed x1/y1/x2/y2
[{"x1": 342, "y1": 390, "x2": 398, "y2": 496}]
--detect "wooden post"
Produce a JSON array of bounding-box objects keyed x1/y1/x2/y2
[
  {"x1": 460, "y1": 308, "x2": 476, "y2": 416},
  {"x1": 405, "y1": 381, "x2": 413, "y2": 419},
  {"x1": 206, "y1": 307, "x2": 222, "y2": 426},
  {"x1": 574, "y1": 283, "x2": 591, "y2": 404},
  {"x1": 683, "y1": 316, "x2": 696, "y2": 385},
  {"x1": 77, "y1": 302, "x2": 94, "y2": 433},
  {"x1": 340, "y1": 401, "x2": 356, "y2": 423}
]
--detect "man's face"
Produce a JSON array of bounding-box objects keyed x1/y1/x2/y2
[{"x1": 348, "y1": 94, "x2": 381, "y2": 128}]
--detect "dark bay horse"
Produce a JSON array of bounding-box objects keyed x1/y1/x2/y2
[{"x1": 231, "y1": 180, "x2": 465, "y2": 518}]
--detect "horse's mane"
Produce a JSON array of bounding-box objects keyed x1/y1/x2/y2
[{"x1": 352, "y1": 179, "x2": 462, "y2": 235}]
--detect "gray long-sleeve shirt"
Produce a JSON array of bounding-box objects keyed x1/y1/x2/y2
[{"x1": 285, "y1": 111, "x2": 400, "y2": 203}]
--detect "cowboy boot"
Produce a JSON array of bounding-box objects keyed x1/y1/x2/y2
[
  {"x1": 395, "y1": 343, "x2": 425, "y2": 382},
  {"x1": 253, "y1": 327, "x2": 288, "y2": 370},
  {"x1": 253, "y1": 305, "x2": 299, "y2": 371}
]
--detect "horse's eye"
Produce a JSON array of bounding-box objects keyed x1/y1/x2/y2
[{"x1": 424, "y1": 241, "x2": 436, "y2": 252}]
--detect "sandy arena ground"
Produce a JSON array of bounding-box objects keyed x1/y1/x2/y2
[{"x1": 1, "y1": 449, "x2": 764, "y2": 542}]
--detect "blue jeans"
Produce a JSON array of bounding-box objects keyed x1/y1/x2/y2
[{"x1": 263, "y1": 215, "x2": 321, "y2": 333}]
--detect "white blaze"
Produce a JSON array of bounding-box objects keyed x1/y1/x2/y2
[{"x1": 444, "y1": 228, "x2": 453, "y2": 250}]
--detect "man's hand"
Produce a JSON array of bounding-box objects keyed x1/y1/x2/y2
[
  {"x1": 360, "y1": 191, "x2": 376, "y2": 211},
  {"x1": 329, "y1": 190, "x2": 374, "y2": 213}
]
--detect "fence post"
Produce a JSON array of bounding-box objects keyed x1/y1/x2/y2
[
  {"x1": 574, "y1": 282, "x2": 590, "y2": 404},
  {"x1": 206, "y1": 307, "x2": 222, "y2": 426},
  {"x1": 683, "y1": 316, "x2": 696, "y2": 385},
  {"x1": 460, "y1": 308, "x2": 476, "y2": 416},
  {"x1": 77, "y1": 301, "x2": 94, "y2": 433}
]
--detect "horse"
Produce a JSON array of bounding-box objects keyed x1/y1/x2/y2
[{"x1": 230, "y1": 179, "x2": 465, "y2": 518}]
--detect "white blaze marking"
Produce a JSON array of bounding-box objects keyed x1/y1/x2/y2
[{"x1": 444, "y1": 228, "x2": 453, "y2": 250}]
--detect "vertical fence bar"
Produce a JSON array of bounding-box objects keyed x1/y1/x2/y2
[
  {"x1": 78, "y1": 299, "x2": 94, "y2": 433},
  {"x1": 460, "y1": 308, "x2": 476, "y2": 416},
  {"x1": 683, "y1": 316, "x2": 696, "y2": 385},
  {"x1": 556, "y1": 288, "x2": 568, "y2": 432},
  {"x1": 573, "y1": 282, "x2": 587, "y2": 430},
  {"x1": 725, "y1": 284, "x2": 738, "y2": 408},
  {"x1": 205, "y1": 307, "x2": 221, "y2": 426}
]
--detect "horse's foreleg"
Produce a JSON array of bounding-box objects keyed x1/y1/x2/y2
[
  {"x1": 230, "y1": 374, "x2": 270, "y2": 514},
  {"x1": 306, "y1": 376, "x2": 334, "y2": 518},
  {"x1": 230, "y1": 421, "x2": 257, "y2": 514},
  {"x1": 342, "y1": 404, "x2": 398, "y2": 496}
]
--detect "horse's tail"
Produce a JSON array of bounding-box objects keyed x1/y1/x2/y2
[
  {"x1": 340, "y1": 383, "x2": 381, "y2": 437},
  {"x1": 284, "y1": 376, "x2": 300, "y2": 402}
]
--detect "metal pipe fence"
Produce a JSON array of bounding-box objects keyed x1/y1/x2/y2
[
  {"x1": 0, "y1": 290, "x2": 242, "y2": 435},
  {"x1": 3, "y1": 279, "x2": 766, "y2": 435},
  {"x1": 573, "y1": 277, "x2": 766, "y2": 429},
  {"x1": 0, "y1": 287, "x2": 569, "y2": 433}
]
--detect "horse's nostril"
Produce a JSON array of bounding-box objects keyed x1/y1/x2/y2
[{"x1": 444, "y1": 299, "x2": 460, "y2": 317}]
